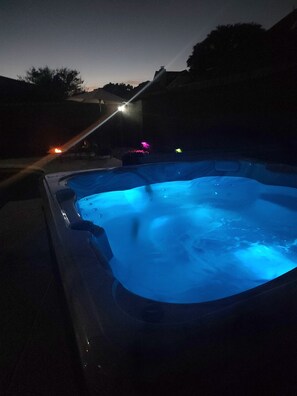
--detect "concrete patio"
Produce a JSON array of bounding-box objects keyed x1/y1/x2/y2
[{"x1": 0, "y1": 156, "x2": 121, "y2": 395}]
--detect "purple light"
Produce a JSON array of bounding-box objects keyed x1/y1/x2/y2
[
  {"x1": 130, "y1": 149, "x2": 149, "y2": 154},
  {"x1": 141, "y1": 141, "x2": 151, "y2": 150}
]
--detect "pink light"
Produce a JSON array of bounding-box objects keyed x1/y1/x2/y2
[
  {"x1": 141, "y1": 141, "x2": 150, "y2": 150},
  {"x1": 130, "y1": 149, "x2": 149, "y2": 154}
]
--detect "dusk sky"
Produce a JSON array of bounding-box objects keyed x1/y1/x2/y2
[{"x1": 1, "y1": 0, "x2": 296, "y2": 89}]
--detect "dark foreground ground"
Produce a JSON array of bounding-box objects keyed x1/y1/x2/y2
[{"x1": 0, "y1": 156, "x2": 121, "y2": 396}]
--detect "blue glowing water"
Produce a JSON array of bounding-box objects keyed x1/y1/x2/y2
[{"x1": 76, "y1": 176, "x2": 297, "y2": 303}]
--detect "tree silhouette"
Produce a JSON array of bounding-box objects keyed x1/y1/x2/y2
[
  {"x1": 132, "y1": 81, "x2": 150, "y2": 95},
  {"x1": 103, "y1": 82, "x2": 134, "y2": 100},
  {"x1": 19, "y1": 66, "x2": 84, "y2": 100},
  {"x1": 187, "y1": 23, "x2": 267, "y2": 78}
]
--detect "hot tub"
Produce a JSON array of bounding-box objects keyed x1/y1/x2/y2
[{"x1": 42, "y1": 157, "x2": 297, "y2": 395}]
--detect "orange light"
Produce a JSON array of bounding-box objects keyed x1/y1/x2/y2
[{"x1": 49, "y1": 147, "x2": 63, "y2": 154}]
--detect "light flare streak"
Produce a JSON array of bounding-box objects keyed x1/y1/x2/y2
[{"x1": 0, "y1": 3, "x2": 228, "y2": 189}]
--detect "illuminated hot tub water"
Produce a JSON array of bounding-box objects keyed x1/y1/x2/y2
[{"x1": 76, "y1": 175, "x2": 297, "y2": 304}]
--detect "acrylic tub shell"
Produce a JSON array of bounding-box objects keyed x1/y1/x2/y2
[{"x1": 42, "y1": 158, "x2": 297, "y2": 394}]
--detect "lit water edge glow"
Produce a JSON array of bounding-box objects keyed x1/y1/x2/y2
[{"x1": 76, "y1": 176, "x2": 297, "y2": 303}]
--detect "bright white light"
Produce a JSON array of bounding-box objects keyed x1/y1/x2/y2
[{"x1": 118, "y1": 105, "x2": 126, "y2": 112}]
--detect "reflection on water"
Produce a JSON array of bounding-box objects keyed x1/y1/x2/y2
[{"x1": 77, "y1": 176, "x2": 297, "y2": 303}]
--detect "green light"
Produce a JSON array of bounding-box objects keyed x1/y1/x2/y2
[{"x1": 175, "y1": 148, "x2": 182, "y2": 153}]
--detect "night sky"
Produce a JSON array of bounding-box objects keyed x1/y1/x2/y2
[{"x1": 1, "y1": 0, "x2": 296, "y2": 89}]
